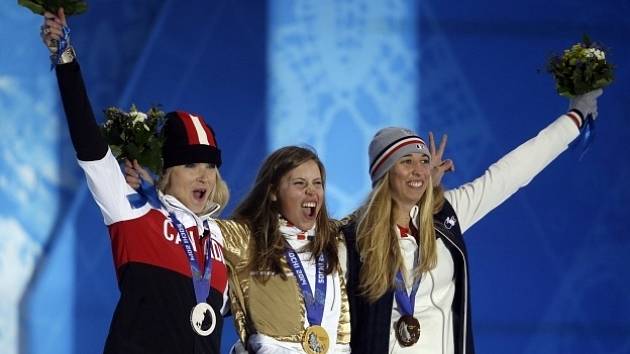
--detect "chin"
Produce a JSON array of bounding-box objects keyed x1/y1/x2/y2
[
  {"x1": 191, "y1": 203, "x2": 206, "y2": 214},
  {"x1": 298, "y1": 221, "x2": 316, "y2": 231}
]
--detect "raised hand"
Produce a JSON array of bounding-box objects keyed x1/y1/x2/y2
[
  {"x1": 124, "y1": 159, "x2": 154, "y2": 190},
  {"x1": 569, "y1": 88, "x2": 603, "y2": 122},
  {"x1": 40, "y1": 8, "x2": 67, "y2": 53},
  {"x1": 429, "y1": 132, "x2": 455, "y2": 187}
]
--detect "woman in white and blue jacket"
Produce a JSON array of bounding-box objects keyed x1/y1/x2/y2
[{"x1": 342, "y1": 89, "x2": 602, "y2": 354}]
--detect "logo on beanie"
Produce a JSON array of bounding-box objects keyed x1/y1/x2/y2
[{"x1": 370, "y1": 137, "x2": 427, "y2": 177}]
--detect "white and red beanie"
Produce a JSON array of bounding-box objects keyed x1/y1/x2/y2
[
  {"x1": 369, "y1": 127, "x2": 430, "y2": 185},
  {"x1": 162, "y1": 111, "x2": 221, "y2": 170}
]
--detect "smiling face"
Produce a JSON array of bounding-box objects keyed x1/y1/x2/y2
[
  {"x1": 272, "y1": 159, "x2": 324, "y2": 231},
  {"x1": 164, "y1": 163, "x2": 217, "y2": 214},
  {"x1": 388, "y1": 153, "x2": 431, "y2": 214}
]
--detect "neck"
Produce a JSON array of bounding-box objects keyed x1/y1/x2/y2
[{"x1": 394, "y1": 205, "x2": 412, "y2": 228}]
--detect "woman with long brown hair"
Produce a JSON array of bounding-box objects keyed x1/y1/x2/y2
[{"x1": 217, "y1": 146, "x2": 350, "y2": 353}]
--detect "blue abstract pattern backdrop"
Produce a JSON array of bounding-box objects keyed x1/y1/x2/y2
[{"x1": 1, "y1": 0, "x2": 629, "y2": 353}]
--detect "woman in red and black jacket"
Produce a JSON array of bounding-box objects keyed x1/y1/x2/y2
[{"x1": 42, "y1": 9, "x2": 230, "y2": 354}]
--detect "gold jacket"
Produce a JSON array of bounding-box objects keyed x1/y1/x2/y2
[{"x1": 216, "y1": 219, "x2": 351, "y2": 346}]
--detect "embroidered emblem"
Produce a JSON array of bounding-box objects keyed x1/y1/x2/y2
[{"x1": 444, "y1": 216, "x2": 457, "y2": 230}]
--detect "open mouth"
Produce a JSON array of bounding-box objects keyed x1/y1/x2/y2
[
  {"x1": 193, "y1": 188, "x2": 207, "y2": 202},
  {"x1": 407, "y1": 180, "x2": 424, "y2": 188},
  {"x1": 302, "y1": 201, "x2": 317, "y2": 218}
]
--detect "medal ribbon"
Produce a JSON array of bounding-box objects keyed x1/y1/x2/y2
[
  {"x1": 394, "y1": 226, "x2": 421, "y2": 316},
  {"x1": 576, "y1": 114, "x2": 596, "y2": 160},
  {"x1": 394, "y1": 271, "x2": 421, "y2": 316},
  {"x1": 170, "y1": 213, "x2": 212, "y2": 304},
  {"x1": 50, "y1": 25, "x2": 71, "y2": 70},
  {"x1": 284, "y1": 247, "x2": 327, "y2": 326},
  {"x1": 127, "y1": 178, "x2": 161, "y2": 209}
]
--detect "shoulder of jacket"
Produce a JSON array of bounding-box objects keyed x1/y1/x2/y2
[{"x1": 434, "y1": 199, "x2": 462, "y2": 235}]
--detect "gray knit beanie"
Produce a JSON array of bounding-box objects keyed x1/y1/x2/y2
[{"x1": 368, "y1": 127, "x2": 431, "y2": 185}]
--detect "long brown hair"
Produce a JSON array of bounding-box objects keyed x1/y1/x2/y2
[
  {"x1": 356, "y1": 173, "x2": 441, "y2": 302},
  {"x1": 232, "y1": 146, "x2": 339, "y2": 280}
]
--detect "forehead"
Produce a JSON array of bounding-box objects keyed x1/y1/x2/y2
[
  {"x1": 282, "y1": 160, "x2": 322, "y2": 179},
  {"x1": 398, "y1": 152, "x2": 430, "y2": 159}
]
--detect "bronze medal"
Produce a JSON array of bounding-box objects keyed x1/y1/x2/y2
[
  {"x1": 301, "y1": 325, "x2": 330, "y2": 354},
  {"x1": 395, "y1": 315, "x2": 420, "y2": 347},
  {"x1": 189, "y1": 302, "x2": 216, "y2": 336}
]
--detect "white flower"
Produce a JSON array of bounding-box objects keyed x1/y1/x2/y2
[
  {"x1": 130, "y1": 111, "x2": 148, "y2": 125},
  {"x1": 583, "y1": 48, "x2": 605, "y2": 61},
  {"x1": 593, "y1": 49, "x2": 605, "y2": 60}
]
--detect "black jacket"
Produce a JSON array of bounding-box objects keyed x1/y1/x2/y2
[
  {"x1": 342, "y1": 200, "x2": 475, "y2": 354},
  {"x1": 56, "y1": 61, "x2": 225, "y2": 354}
]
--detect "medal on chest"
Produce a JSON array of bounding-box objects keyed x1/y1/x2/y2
[
  {"x1": 302, "y1": 324, "x2": 330, "y2": 354},
  {"x1": 393, "y1": 262, "x2": 422, "y2": 346},
  {"x1": 170, "y1": 213, "x2": 217, "y2": 336},
  {"x1": 190, "y1": 302, "x2": 217, "y2": 336},
  {"x1": 285, "y1": 246, "x2": 330, "y2": 354},
  {"x1": 395, "y1": 314, "x2": 421, "y2": 346}
]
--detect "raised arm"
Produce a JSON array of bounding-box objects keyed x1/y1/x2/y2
[
  {"x1": 445, "y1": 90, "x2": 602, "y2": 234},
  {"x1": 42, "y1": 9, "x2": 147, "y2": 225},
  {"x1": 42, "y1": 8, "x2": 107, "y2": 161}
]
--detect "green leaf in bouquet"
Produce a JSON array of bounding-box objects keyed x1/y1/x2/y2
[
  {"x1": 137, "y1": 150, "x2": 161, "y2": 176},
  {"x1": 134, "y1": 126, "x2": 151, "y2": 142},
  {"x1": 18, "y1": 0, "x2": 45, "y2": 14},
  {"x1": 594, "y1": 78, "x2": 611, "y2": 88},
  {"x1": 126, "y1": 142, "x2": 140, "y2": 159},
  {"x1": 110, "y1": 145, "x2": 122, "y2": 158},
  {"x1": 18, "y1": 0, "x2": 88, "y2": 16}
]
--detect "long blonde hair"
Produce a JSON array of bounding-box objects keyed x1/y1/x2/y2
[
  {"x1": 158, "y1": 167, "x2": 230, "y2": 215},
  {"x1": 356, "y1": 173, "x2": 440, "y2": 302}
]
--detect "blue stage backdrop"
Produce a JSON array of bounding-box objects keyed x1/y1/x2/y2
[{"x1": 1, "y1": 1, "x2": 629, "y2": 353}]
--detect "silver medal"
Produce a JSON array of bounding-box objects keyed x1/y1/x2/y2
[{"x1": 190, "y1": 302, "x2": 216, "y2": 336}]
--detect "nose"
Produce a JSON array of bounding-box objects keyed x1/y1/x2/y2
[
  {"x1": 412, "y1": 161, "x2": 427, "y2": 176},
  {"x1": 197, "y1": 166, "x2": 212, "y2": 183}
]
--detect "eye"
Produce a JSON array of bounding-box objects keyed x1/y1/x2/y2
[
  {"x1": 313, "y1": 180, "x2": 323, "y2": 187},
  {"x1": 293, "y1": 180, "x2": 305, "y2": 186},
  {"x1": 401, "y1": 158, "x2": 412, "y2": 165},
  {"x1": 421, "y1": 157, "x2": 430, "y2": 164}
]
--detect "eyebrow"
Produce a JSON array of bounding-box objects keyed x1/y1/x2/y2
[{"x1": 290, "y1": 176, "x2": 322, "y2": 182}]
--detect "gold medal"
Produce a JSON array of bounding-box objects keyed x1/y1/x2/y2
[
  {"x1": 190, "y1": 302, "x2": 216, "y2": 336},
  {"x1": 395, "y1": 315, "x2": 420, "y2": 347},
  {"x1": 301, "y1": 325, "x2": 330, "y2": 354}
]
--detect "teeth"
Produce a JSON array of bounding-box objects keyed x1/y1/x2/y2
[
  {"x1": 302, "y1": 202, "x2": 317, "y2": 208},
  {"x1": 408, "y1": 181, "x2": 423, "y2": 188}
]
